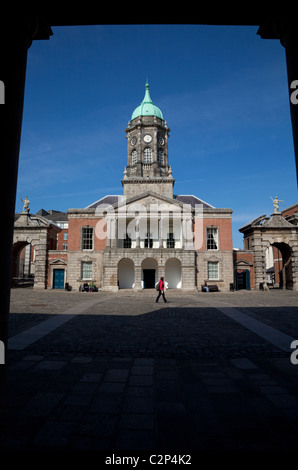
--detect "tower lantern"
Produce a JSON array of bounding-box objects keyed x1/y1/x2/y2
[{"x1": 122, "y1": 82, "x2": 174, "y2": 198}]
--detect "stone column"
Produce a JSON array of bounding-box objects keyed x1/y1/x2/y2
[
  {"x1": 110, "y1": 217, "x2": 117, "y2": 248},
  {"x1": 134, "y1": 265, "x2": 142, "y2": 291},
  {"x1": 252, "y1": 235, "x2": 267, "y2": 290},
  {"x1": 135, "y1": 217, "x2": 140, "y2": 248},
  {"x1": 182, "y1": 216, "x2": 193, "y2": 250},
  {"x1": 292, "y1": 251, "x2": 298, "y2": 291},
  {"x1": 33, "y1": 236, "x2": 48, "y2": 289},
  {"x1": 158, "y1": 217, "x2": 164, "y2": 248}
]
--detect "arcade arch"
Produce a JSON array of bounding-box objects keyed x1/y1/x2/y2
[
  {"x1": 118, "y1": 258, "x2": 134, "y2": 289},
  {"x1": 165, "y1": 258, "x2": 182, "y2": 288}
]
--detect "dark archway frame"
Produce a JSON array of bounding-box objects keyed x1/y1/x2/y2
[{"x1": 1, "y1": 10, "x2": 298, "y2": 371}]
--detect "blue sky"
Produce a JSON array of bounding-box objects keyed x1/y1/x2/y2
[{"x1": 16, "y1": 24, "x2": 297, "y2": 248}]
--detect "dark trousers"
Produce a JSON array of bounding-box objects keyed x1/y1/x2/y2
[{"x1": 156, "y1": 290, "x2": 167, "y2": 303}]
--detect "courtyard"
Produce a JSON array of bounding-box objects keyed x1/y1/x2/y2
[{"x1": 1, "y1": 288, "x2": 298, "y2": 451}]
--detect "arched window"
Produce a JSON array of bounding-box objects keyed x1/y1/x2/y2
[
  {"x1": 158, "y1": 148, "x2": 164, "y2": 164},
  {"x1": 143, "y1": 147, "x2": 152, "y2": 163},
  {"x1": 132, "y1": 150, "x2": 137, "y2": 165}
]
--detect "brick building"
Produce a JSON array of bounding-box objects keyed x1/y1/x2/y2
[{"x1": 14, "y1": 83, "x2": 235, "y2": 291}]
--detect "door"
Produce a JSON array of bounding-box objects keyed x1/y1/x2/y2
[
  {"x1": 53, "y1": 269, "x2": 65, "y2": 289},
  {"x1": 143, "y1": 269, "x2": 156, "y2": 288}
]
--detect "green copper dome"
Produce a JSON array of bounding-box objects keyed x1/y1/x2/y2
[{"x1": 131, "y1": 82, "x2": 164, "y2": 121}]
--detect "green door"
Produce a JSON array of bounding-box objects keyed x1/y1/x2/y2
[{"x1": 53, "y1": 269, "x2": 65, "y2": 289}]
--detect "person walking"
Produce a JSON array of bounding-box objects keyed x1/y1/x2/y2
[{"x1": 156, "y1": 276, "x2": 167, "y2": 303}]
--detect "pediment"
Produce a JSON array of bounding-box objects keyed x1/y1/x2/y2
[
  {"x1": 235, "y1": 259, "x2": 253, "y2": 267},
  {"x1": 50, "y1": 258, "x2": 67, "y2": 265},
  {"x1": 14, "y1": 213, "x2": 52, "y2": 228},
  {"x1": 114, "y1": 191, "x2": 191, "y2": 214},
  {"x1": 263, "y1": 213, "x2": 294, "y2": 228}
]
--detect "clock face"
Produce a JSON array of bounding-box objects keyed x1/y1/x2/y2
[
  {"x1": 143, "y1": 134, "x2": 152, "y2": 143},
  {"x1": 158, "y1": 136, "x2": 164, "y2": 145},
  {"x1": 131, "y1": 136, "x2": 137, "y2": 146}
]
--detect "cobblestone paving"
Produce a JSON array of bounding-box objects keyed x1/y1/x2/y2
[{"x1": 1, "y1": 288, "x2": 298, "y2": 451}]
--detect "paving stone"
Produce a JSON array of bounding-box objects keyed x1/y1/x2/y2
[
  {"x1": 24, "y1": 392, "x2": 65, "y2": 417},
  {"x1": 2, "y1": 289, "x2": 298, "y2": 451},
  {"x1": 34, "y1": 421, "x2": 77, "y2": 448},
  {"x1": 104, "y1": 369, "x2": 130, "y2": 382},
  {"x1": 35, "y1": 360, "x2": 67, "y2": 370},
  {"x1": 119, "y1": 413, "x2": 155, "y2": 430}
]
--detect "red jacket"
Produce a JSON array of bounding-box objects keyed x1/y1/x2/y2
[{"x1": 159, "y1": 280, "x2": 164, "y2": 291}]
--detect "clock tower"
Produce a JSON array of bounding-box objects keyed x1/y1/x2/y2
[{"x1": 122, "y1": 82, "x2": 174, "y2": 199}]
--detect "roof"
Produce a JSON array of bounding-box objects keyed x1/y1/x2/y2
[
  {"x1": 174, "y1": 195, "x2": 214, "y2": 209},
  {"x1": 131, "y1": 82, "x2": 164, "y2": 121},
  {"x1": 85, "y1": 195, "x2": 123, "y2": 210},
  {"x1": 36, "y1": 209, "x2": 68, "y2": 222},
  {"x1": 86, "y1": 193, "x2": 214, "y2": 210}
]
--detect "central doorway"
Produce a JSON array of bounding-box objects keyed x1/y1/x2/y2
[
  {"x1": 143, "y1": 269, "x2": 156, "y2": 288},
  {"x1": 142, "y1": 258, "x2": 158, "y2": 289}
]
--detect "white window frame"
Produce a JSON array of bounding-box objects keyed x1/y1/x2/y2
[
  {"x1": 81, "y1": 261, "x2": 93, "y2": 280},
  {"x1": 81, "y1": 227, "x2": 94, "y2": 251},
  {"x1": 206, "y1": 227, "x2": 219, "y2": 250},
  {"x1": 143, "y1": 147, "x2": 152, "y2": 163},
  {"x1": 158, "y1": 148, "x2": 164, "y2": 165},
  {"x1": 207, "y1": 261, "x2": 219, "y2": 280},
  {"x1": 132, "y1": 149, "x2": 137, "y2": 165}
]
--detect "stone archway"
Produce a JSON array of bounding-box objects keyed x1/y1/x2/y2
[
  {"x1": 13, "y1": 212, "x2": 61, "y2": 289},
  {"x1": 165, "y1": 258, "x2": 182, "y2": 288},
  {"x1": 271, "y1": 242, "x2": 293, "y2": 289},
  {"x1": 118, "y1": 258, "x2": 134, "y2": 289},
  {"x1": 12, "y1": 240, "x2": 35, "y2": 287},
  {"x1": 240, "y1": 211, "x2": 298, "y2": 291}
]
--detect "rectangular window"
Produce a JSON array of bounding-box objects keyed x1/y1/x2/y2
[
  {"x1": 143, "y1": 147, "x2": 152, "y2": 163},
  {"x1": 144, "y1": 232, "x2": 153, "y2": 248},
  {"x1": 81, "y1": 261, "x2": 92, "y2": 280},
  {"x1": 62, "y1": 243, "x2": 68, "y2": 251},
  {"x1": 208, "y1": 261, "x2": 219, "y2": 280},
  {"x1": 82, "y1": 227, "x2": 93, "y2": 250},
  {"x1": 207, "y1": 227, "x2": 218, "y2": 250},
  {"x1": 166, "y1": 233, "x2": 175, "y2": 248},
  {"x1": 63, "y1": 232, "x2": 68, "y2": 240},
  {"x1": 123, "y1": 233, "x2": 132, "y2": 248}
]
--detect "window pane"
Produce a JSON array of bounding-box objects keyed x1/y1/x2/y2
[
  {"x1": 82, "y1": 227, "x2": 93, "y2": 250},
  {"x1": 144, "y1": 232, "x2": 153, "y2": 248},
  {"x1": 123, "y1": 233, "x2": 131, "y2": 248},
  {"x1": 158, "y1": 149, "x2": 163, "y2": 164},
  {"x1": 167, "y1": 233, "x2": 175, "y2": 248},
  {"x1": 81, "y1": 261, "x2": 92, "y2": 280},
  {"x1": 143, "y1": 147, "x2": 152, "y2": 163},
  {"x1": 208, "y1": 261, "x2": 219, "y2": 280},
  {"x1": 207, "y1": 227, "x2": 218, "y2": 250},
  {"x1": 132, "y1": 150, "x2": 137, "y2": 165}
]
